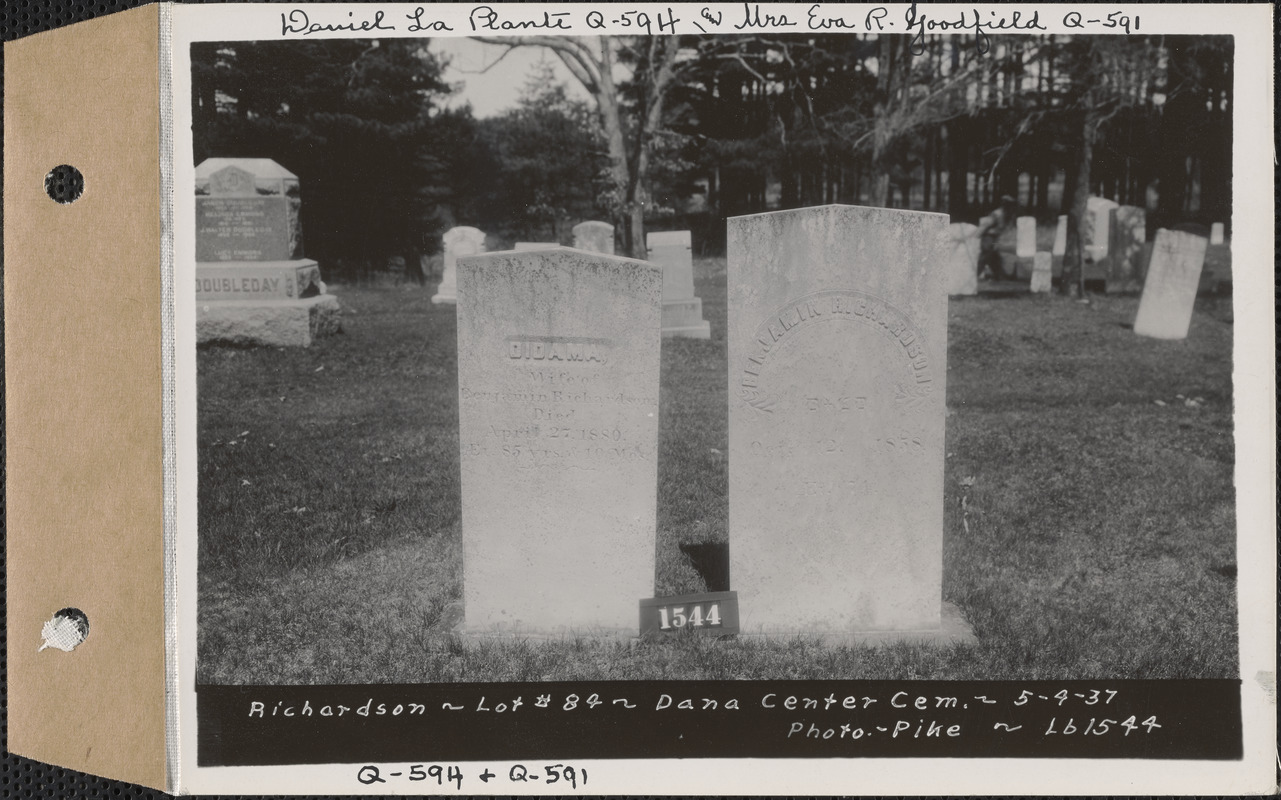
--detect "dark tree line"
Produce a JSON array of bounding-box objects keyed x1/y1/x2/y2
[{"x1": 192, "y1": 34, "x2": 1232, "y2": 288}]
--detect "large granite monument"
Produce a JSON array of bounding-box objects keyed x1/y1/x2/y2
[
  {"x1": 455, "y1": 247, "x2": 662, "y2": 636},
  {"x1": 727, "y1": 205, "x2": 972, "y2": 643},
  {"x1": 195, "y1": 158, "x2": 340, "y2": 347},
  {"x1": 648, "y1": 230, "x2": 711, "y2": 339}
]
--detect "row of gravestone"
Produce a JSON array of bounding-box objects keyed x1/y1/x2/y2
[{"x1": 433, "y1": 222, "x2": 710, "y2": 339}]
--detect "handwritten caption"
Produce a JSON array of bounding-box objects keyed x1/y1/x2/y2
[{"x1": 278, "y1": 3, "x2": 1143, "y2": 50}]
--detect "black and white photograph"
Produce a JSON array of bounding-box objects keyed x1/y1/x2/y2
[{"x1": 168, "y1": 4, "x2": 1273, "y2": 793}]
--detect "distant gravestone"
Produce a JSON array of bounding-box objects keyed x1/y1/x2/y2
[
  {"x1": 1014, "y1": 215, "x2": 1037, "y2": 280},
  {"x1": 514, "y1": 242, "x2": 558, "y2": 251},
  {"x1": 1209, "y1": 222, "x2": 1225, "y2": 245},
  {"x1": 455, "y1": 247, "x2": 662, "y2": 635},
  {"x1": 432, "y1": 226, "x2": 486, "y2": 305},
  {"x1": 1083, "y1": 196, "x2": 1119, "y2": 271},
  {"x1": 194, "y1": 158, "x2": 340, "y2": 347},
  {"x1": 648, "y1": 230, "x2": 711, "y2": 338},
  {"x1": 1052, "y1": 215, "x2": 1068, "y2": 276},
  {"x1": 1107, "y1": 205, "x2": 1147, "y2": 293},
  {"x1": 1030, "y1": 252, "x2": 1053, "y2": 293},
  {"x1": 945, "y1": 222, "x2": 979, "y2": 296},
  {"x1": 572, "y1": 221, "x2": 615, "y2": 255},
  {"x1": 1133, "y1": 229, "x2": 1208, "y2": 340},
  {"x1": 727, "y1": 205, "x2": 971, "y2": 643}
]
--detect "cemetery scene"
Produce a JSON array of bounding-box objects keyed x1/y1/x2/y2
[{"x1": 192, "y1": 34, "x2": 1237, "y2": 683}]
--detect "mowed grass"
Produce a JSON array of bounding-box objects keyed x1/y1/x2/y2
[{"x1": 197, "y1": 262, "x2": 1237, "y2": 684}]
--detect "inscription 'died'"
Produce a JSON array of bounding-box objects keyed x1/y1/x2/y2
[{"x1": 738, "y1": 290, "x2": 935, "y2": 414}]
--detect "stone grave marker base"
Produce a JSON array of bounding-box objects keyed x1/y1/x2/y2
[
  {"x1": 733, "y1": 602, "x2": 976, "y2": 646},
  {"x1": 196, "y1": 259, "x2": 322, "y2": 301},
  {"x1": 662, "y1": 298, "x2": 712, "y2": 338},
  {"x1": 198, "y1": 294, "x2": 341, "y2": 347}
]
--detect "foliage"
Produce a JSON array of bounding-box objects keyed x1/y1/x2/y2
[
  {"x1": 467, "y1": 62, "x2": 610, "y2": 244},
  {"x1": 191, "y1": 39, "x2": 468, "y2": 281}
]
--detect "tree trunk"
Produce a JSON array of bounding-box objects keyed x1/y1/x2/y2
[{"x1": 1062, "y1": 112, "x2": 1095, "y2": 299}]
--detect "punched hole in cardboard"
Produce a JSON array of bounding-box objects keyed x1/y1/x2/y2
[
  {"x1": 45, "y1": 164, "x2": 84, "y2": 204},
  {"x1": 39, "y1": 607, "x2": 89, "y2": 652}
]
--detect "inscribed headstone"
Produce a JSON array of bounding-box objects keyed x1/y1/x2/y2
[
  {"x1": 432, "y1": 226, "x2": 486, "y2": 305},
  {"x1": 728, "y1": 205, "x2": 968, "y2": 642},
  {"x1": 945, "y1": 222, "x2": 979, "y2": 296},
  {"x1": 195, "y1": 160, "x2": 302, "y2": 262},
  {"x1": 572, "y1": 221, "x2": 615, "y2": 255},
  {"x1": 455, "y1": 248, "x2": 662, "y2": 634},
  {"x1": 1107, "y1": 205, "x2": 1146, "y2": 292},
  {"x1": 648, "y1": 230, "x2": 711, "y2": 338},
  {"x1": 1030, "y1": 252, "x2": 1053, "y2": 293},
  {"x1": 1133, "y1": 229, "x2": 1208, "y2": 340}
]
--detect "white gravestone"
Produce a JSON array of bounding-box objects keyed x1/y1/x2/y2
[
  {"x1": 1133, "y1": 229, "x2": 1208, "y2": 340},
  {"x1": 648, "y1": 230, "x2": 711, "y2": 338},
  {"x1": 455, "y1": 248, "x2": 662, "y2": 635},
  {"x1": 727, "y1": 205, "x2": 972, "y2": 643},
  {"x1": 432, "y1": 226, "x2": 486, "y2": 305},
  {"x1": 1052, "y1": 215, "x2": 1068, "y2": 276},
  {"x1": 1107, "y1": 205, "x2": 1146, "y2": 293},
  {"x1": 1030, "y1": 252, "x2": 1053, "y2": 293},
  {"x1": 1083, "y1": 196, "x2": 1119, "y2": 271},
  {"x1": 572, "y1": 221, "x2": 615, "y2": 255},
  {"x1": 194, "y1": 158, "x2": 340, "y2": 347},
  {"x1": 1014, "y1": 215, "x2": 1037, "y2": 280},
  {"x1": 1209, "y1": 222, "x2": 1225, "y2": 245},
  {"x1": 945, "y1": 223, "x2": 979, "y2": 296}
]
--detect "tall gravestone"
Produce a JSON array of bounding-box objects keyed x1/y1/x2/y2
[
  {"x1": 1083, "y1": 196, "x2": 1118, "y2": 276},
  {"x1": 945, "y1": 222, "x2": 979, "y2": 296},
  {"x1": 1015, "y1": 215, "x2": 1037, "y2": 279},
  {"x1": 727, "y1": 205, "x2": 972, "y2": 643},
  {"x1": 572, "y1": 221, "x2": 615, "y2": 255},
  {"x1": 1030, "y1": 252, "x2": 1053, "y2": 293},
  {"x1": 432, "y1": 226, "x2": 486, "y2": 305},
  {"x1": 1133, "y1": 229, "x2": 1208, "y2": 340},
  {"x1": 1209, "y1": 222, "x2": 1225, "y2": 245},
  {"x1": 455, "y1": 247, "x2": 662, "y2": 635},
  {"x1": 1107, "y1": 205, "x2": 1147, "y2": 293},
  {"x1": 1051, "y1": 215, "x2": 1068, "y2": 276},
  {"x1": 648, "y1": 230, "x2": 711, "y2": 339},
  {"x1": 195, "y1": 158, "x2": 340, "y2": 347}
]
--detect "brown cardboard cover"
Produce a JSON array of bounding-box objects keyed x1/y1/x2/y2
[{"x1": 4, "y1": 4, "x2": 167, "y2": 791}]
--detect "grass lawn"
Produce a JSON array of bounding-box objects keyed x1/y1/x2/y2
[{"x1": 196, "y1": 260, "x2": 1237, "y2": 683}]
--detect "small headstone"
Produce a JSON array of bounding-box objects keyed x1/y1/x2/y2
[
  {"x1": 1015, "y1": 216, "x2": 1037, "y2": 257},
  {"x1": 432, "y1": 226, "x2": 486, "y2": 305},
  {"x1": 945, "y1": 222, "x2": 979, "y2": 296},
  {"x1": 1029, "y1": 252, "x2": 1053, "y2": 293},
  {"x1": 572, "y1": 221, "x2": 615, "y2": 255},
  {"x1": 1107, "y1": 205, "x2": 1146, "y2": 293},
  {"x1": 727, "y1": 205, "x2": 971, "y2": 643},
  {"x1": 455, "y1": 247, "x2": 662, "y2": 635},
  {"x1": 648, "y1": 230, "x2": 710, "y2": 338},
  {"x1": 1083, "y1": 196, "x2": 1119, "y2": 270},
  {"x1": 514, "y1": 242, "x2": 558, "y2": 251},
  {"x1": 1052, "y1": 215, "x2": 1068, "y2": 276},
  {"x1": 1133, "y1": 229, "x2": 1208, "y2": 340},
  {"x1": 194, "y1": 158, "x2": 339, "y2": 347},
  {"x1": 1210, "y1": 222, "x2": 1225, "y2": 245}
]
